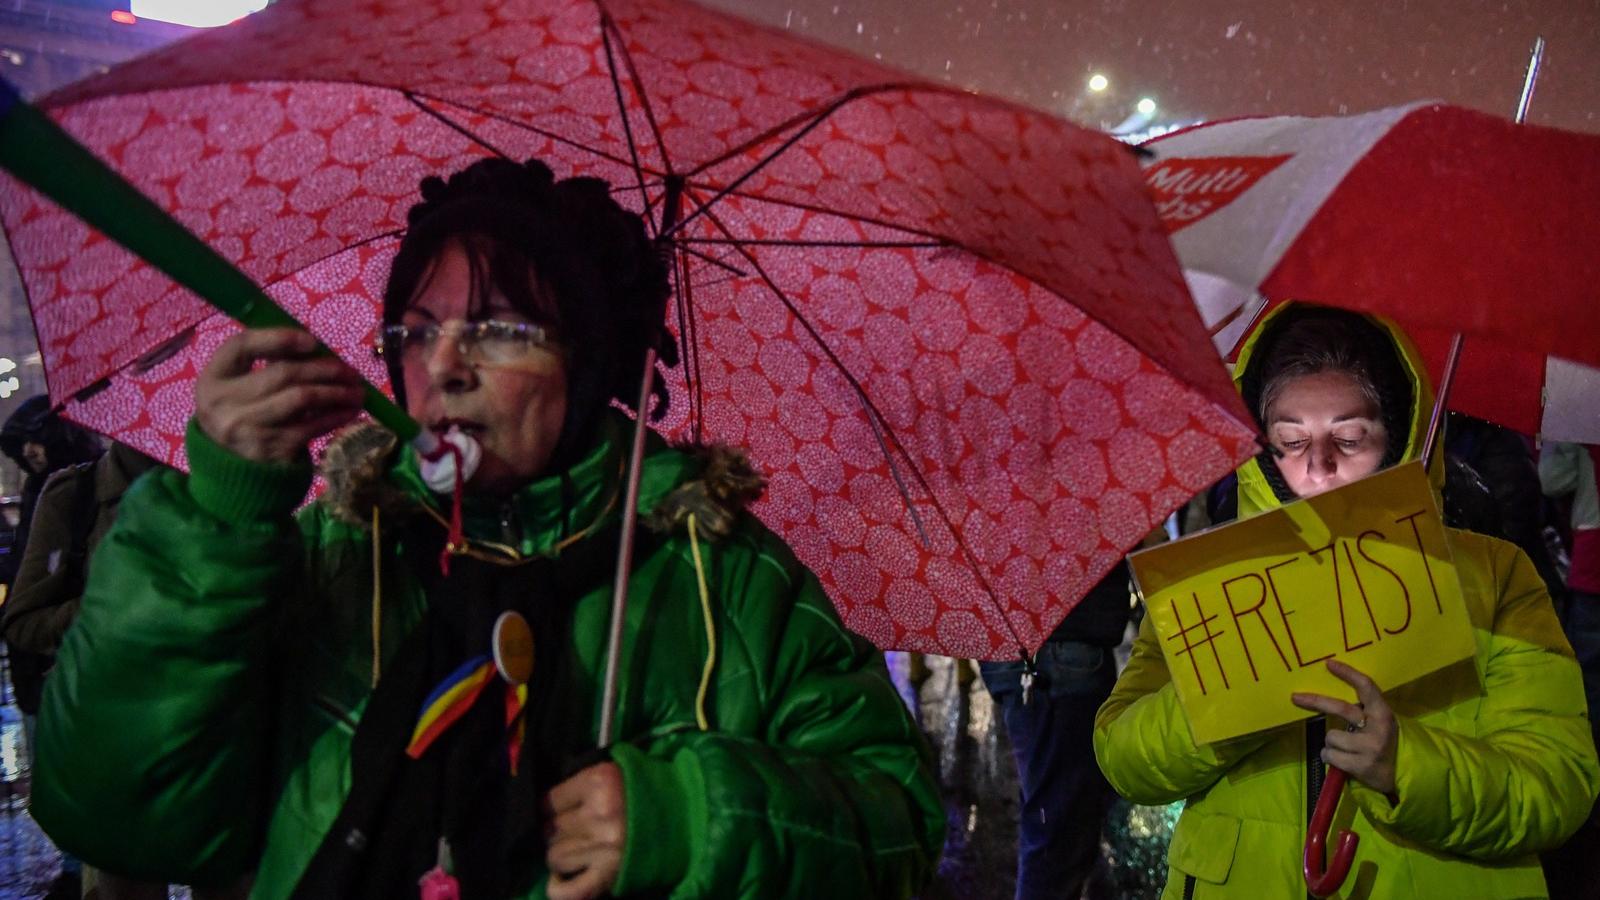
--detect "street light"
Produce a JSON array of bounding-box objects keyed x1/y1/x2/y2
[
  {"x1": 1112, "y1": 98, "x2": 1161, "y2": 136},
  {"x1": 1088, "y1": 73, "x2": 1109, "y2": 93}
]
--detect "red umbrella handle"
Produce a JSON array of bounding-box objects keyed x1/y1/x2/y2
[{"x1": 1303, "y1": 766, "x2": 1360, "y2": 897}]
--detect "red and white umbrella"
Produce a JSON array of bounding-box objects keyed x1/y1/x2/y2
[{"x1": 1142, "y1": 102, "x2": 1600, "y2": 442}]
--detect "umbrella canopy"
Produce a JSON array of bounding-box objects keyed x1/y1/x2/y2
[
  {"x1": 0, "y1": 0, "x2": 1258, "y2": 659},
  {"x1": 1142, "y1": 102, "x2": 1600, "y2": 443}
]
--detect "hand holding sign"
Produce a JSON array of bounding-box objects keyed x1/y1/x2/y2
[
  {"x1": 1293, "y1": 660, "x2": 1399, "y2": 795},
  {"x1": 1130, "y1": 461, "x2": 1476, "y2": 744}
]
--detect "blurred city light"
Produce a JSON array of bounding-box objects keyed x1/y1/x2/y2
[
  {"x1": 1087, "y1": 73, "x2": 1109, "y2": 92},
  {"x1": 110, "y1": 10, "x2": 138, "y2": 25},
  {"x1": 130, "y1": 0, "x2": 269, "y2": 28},
  {"x1": 1112, "y1": 97, "x2": 1165, "y2": 136}
]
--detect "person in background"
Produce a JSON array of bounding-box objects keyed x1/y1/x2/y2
[
  {"x1": 0, "y1": 394, "x2": 101, "y2": 900},
  {"x1": 3, "y1": 442, "x2": 162, "y2": 660},
  {"x1": 1445, "y1": 412, "x2": 1567, "y2": 606},
  {"x1": 1095, "y1": 303, "x2": 1598, "y2": 899},
  {"x1": 0, "y1": 396, "x2": 103, "y2": 589},
  {"x1": 1537, "y1": 439, "x2": 1600, "y2": 900},
  {"x1": 980, "y1": 563, "x2": 1131, "y2": 900},
  {"x1": 3, "y1": 441, "x2": 166, "y2": 900}
]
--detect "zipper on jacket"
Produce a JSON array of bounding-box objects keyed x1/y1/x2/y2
[
  {"x1": 1305, "y1": 717, "x2": 1326, "y2": 900},
  {"x1": 1183, "y1": 874, "x2": 1196, "y2": 899}
]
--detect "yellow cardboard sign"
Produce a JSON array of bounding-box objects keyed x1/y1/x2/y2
[{"x1": 1129, "y1": 462, "x2": 1475, "y2": 744}]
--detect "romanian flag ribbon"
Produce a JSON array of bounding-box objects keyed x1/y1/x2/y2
[
  {"x1": 406, "y1": 655, "x2": 495, "y2": 760},
  {"x1": 505, "y1": 683, "x2": 528, "y2": 775}
]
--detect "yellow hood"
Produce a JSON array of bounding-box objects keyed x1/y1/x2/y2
[{"x1": 1232, "y1": 302, "x2": 1443, "y2": 518}]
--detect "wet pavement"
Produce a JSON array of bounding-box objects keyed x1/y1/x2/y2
[
  {"x1": 0, "y1": 648, "x2": 196, "y2": 900},
  {"x1": 2, "y1": 645, "x2": 58, "y2": 900}
]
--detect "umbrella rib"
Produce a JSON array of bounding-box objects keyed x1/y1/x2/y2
[
  {"x1": 66, "y1": 306, "x2": 217, "y2": 405},
  {"x1": 674, "y1": 243, "x2": 706, "y2": 444},
  {"x1": 675, "y1": 187, "x2": 723, "y2": 444},
  {"x1": 419, "y1": 93, "x2": 664, "y2": 179},
  {"x1": 678, "y1": 238, "x2": 943, "y2": 249},
  {"x1": 666, "y1": 99, "x2": 857, "y2": 239},
  {"x1": 1205, "y1": 298, "x2": 1260, "y2": 339},
  {"x1": 669, "y1": 241, "x2": 691, "y2": 433},
  {"x1": 681, "y1": 270, "x2": 742, "y2": 291},
  {"x1": 424, "y1": 82, "x2": 963, "y2": 256},
  {"x1": 670, "y1": 107, "x2": 842, "y2": 226},
  {"x1": 679, "y1": 244, "x2": 749, "y2": 279},
  {"x1": 861, "y1": 410, "x2": 932, "y2": 547},
  {"x1": 689, "y1": 201, "x2": 939, "y2": 523},
  {"x1": 254, "y1": 228, "x2": 407, "y2": 293},
  {"x1": 404, "y1": 91, "x2": 514, "y2": 159},
  {"x1": 597, "y1": 4, "x2": 675, "y2": 176},
  {"x1": 681, "y1": 185, "x2": 1241, "y2": 426},
  {"x1": 673, "y1": 182, "x2": 958, "y2": 247},
  {"x1": 688, "y1": 196, "x2": 1025, "y2": 650},
  {"x1": 668, "y1": 82, "x2": 972, "y2": 239},
  {"x1": 64, "y1": 226, "x2": 408, "y2": 405},
  {"x1": 598, "y1": 12, "x2": 660, "y2": 232},
  {"x1": 673, "y1": 186, "x2": 752, "y2": 280},
  {"x1": 684, "y1": 81, "x2": 960, "y2": 178}
]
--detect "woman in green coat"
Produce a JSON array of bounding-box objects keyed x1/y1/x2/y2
[
  {"x1": 1095, "y1": 303, "x2": 1599, "y2": 899},
  {"x1": 32, "y1": 158, "x2": 945, "y2": 899}
]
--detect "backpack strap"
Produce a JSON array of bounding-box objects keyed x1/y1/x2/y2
[{"x1": 66, "y1": 459, "x2": 100, "y2": 560}]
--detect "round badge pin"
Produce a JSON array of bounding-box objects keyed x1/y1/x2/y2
[{"x1": 492, "y1": 610, "x2": 534, "y2": 686}]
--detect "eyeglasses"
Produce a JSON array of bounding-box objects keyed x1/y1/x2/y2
[{"x1": 375, "y1": 319, "x2": 560, "y2": 365}]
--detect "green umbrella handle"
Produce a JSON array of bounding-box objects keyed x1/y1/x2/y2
[{"x1": 0, "y1": 77, "x2": 420, "y2": 444}]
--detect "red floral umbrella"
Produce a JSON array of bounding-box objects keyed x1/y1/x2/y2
[
  {"x1": 1143, "y1": 102, "x2": 1600, "y2": 443},
  {"x1": 0, "y1": 0, "x2": 1257, "y2": 659}
]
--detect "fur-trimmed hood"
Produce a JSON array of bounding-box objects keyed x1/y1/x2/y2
[{"x1": 316, "y1": 416, "x2": 765, "y2": 545}]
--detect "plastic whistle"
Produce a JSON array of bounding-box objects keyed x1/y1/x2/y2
[{"x1": 420, "y1": 837, "x2": 460, "y2": 900}]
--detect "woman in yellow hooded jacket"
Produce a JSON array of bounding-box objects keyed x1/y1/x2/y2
[{"x1": 1094, "y1": 303, "x2": 1599, "y2": 899}]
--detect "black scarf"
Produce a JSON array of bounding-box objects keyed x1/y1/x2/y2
[{"x1": 291, "y1": 518, "x2": 606, "y2": 900}]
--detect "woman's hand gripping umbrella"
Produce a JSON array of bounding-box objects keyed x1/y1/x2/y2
[{"x1": 1292, "y1": 659, "x2": 1401, "y2": 897}]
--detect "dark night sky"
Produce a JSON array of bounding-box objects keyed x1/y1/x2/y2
[{"x1": 699, "y1": 0, "x2": 1600, "y2": 134}]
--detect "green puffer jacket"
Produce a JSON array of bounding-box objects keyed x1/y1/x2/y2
[
  {"x1": 33, "y1": 412, "x2": 945, "y2": 898},
  {"x1": 1095, "y1": 304, "x2": 1600, "y2": 899}
]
